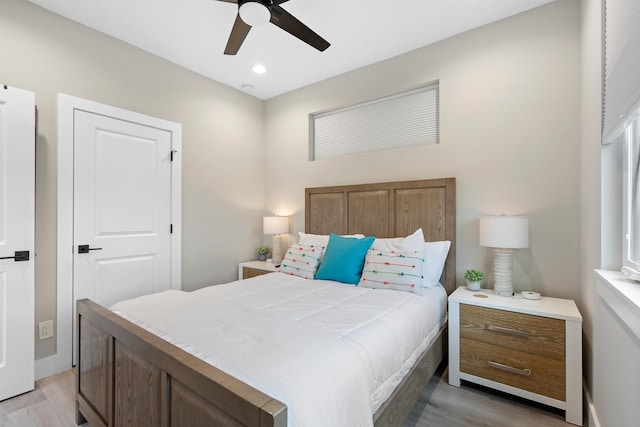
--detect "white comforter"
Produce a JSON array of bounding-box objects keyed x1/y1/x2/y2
[{"x1": 110, "y1": 273, "x2": 446, "y2": 427}]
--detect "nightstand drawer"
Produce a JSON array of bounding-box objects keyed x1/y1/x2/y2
[
  {"x1": 460, "y1": 338, "x2": 566, "y2": 401},
  {"x1": 242, "y1": 267, "x2": 274, "y2": 279},
  {"x1": 460, "y1": 304, "x2": 565, "y2": 360}
]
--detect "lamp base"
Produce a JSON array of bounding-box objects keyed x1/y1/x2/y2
[
  {"x1": 493, "y1": 249, "x2": 514, "y2": 296},
  {"x1": 271, "y1": 234, "x2": 284, "y2": 265}
]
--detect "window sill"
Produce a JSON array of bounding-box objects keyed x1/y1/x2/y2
[{"x1": 594, "y1": 269, "x2": 640, "y2": 343}]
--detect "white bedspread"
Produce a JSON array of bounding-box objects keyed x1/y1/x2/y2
[{"x1": 110, "y1": 273, "x2": 446, "y2": 427}]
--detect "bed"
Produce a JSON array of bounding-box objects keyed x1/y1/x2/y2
[{"x1": 75, "y1": 177, "x2": 456, "y2": 427}]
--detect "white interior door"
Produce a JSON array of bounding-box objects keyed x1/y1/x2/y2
[
  {"x1": 72, "y1": 109, "x2": 174, "y2": 360},
  {"x1": 49, "y1": 94, "x2": 180, "y2": 379},
  {"x1": 0, "y1": 86, "x2": 35, "y2": 401}
]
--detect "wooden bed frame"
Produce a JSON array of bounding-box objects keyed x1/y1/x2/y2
[{"x1": 76, "y1": 178, "x2": 456, "y2": 427}]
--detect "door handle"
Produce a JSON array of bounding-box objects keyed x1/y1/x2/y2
[
  {"x1": 78, "y1": 245, "x2": 103, "y2": 254},
  {"x1": 0, "y1": 250, "x2": 30, "y2": 262}
]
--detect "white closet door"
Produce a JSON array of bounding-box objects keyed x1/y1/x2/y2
[{"x1": 0, "y1": 86, "x2": 35, "y2": 401}]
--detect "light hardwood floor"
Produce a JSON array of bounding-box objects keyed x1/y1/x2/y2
[
  {"x1": 0, "y1": 364, "x2": 574, "y2": 427},
  {"x1": 404, "y1": 365, "x2": 574, "y2": 427}
]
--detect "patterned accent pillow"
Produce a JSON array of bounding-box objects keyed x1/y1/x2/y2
[
  {"x1": 278, "y1": 244, "x2": 325, "y2": 280},
  {"x1": 358, "y1": 249, "x2": 424, "y2": 295}
]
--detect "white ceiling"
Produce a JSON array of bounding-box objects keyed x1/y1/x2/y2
[{"x1": 28, "y1": 0, "x2": 554, "y2": 100}]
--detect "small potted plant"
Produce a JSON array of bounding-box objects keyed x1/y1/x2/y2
[
  {"x1": 256, "y1": 245, "x2": 270, "y2": 261},
  {"x1": 464, "y1": 269, "x2": 485, "y2": 291}
]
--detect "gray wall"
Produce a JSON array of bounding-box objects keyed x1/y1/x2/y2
[
  {"x1": 1, "y1": 0, "x2": 265, "y2": 360},
  {"x1": 264, "y1": 1, "x2": 581, "y2": 301}
]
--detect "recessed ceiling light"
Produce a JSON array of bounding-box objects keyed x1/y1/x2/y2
[
  {"x1": 241, "y1": 84, "x2": 254, "y2": 92},
  {"x1": 252, "y1": 64, "x2": 266, "y2": 74}
]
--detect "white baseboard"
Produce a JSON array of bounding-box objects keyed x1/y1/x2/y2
[
  {"x1": 35, "y1": 354, "x2": 70, "y2": 381},
  {"x1": 584, "y1": 382, "x2": 601, "y2": 427}
]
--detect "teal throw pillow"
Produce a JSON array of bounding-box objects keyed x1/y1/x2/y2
[{"x1": 315, "y1": 233, "x2": 375, "y2": 284}]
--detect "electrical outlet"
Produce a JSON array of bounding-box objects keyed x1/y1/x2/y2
[{"x1": 38, "y1": 320, "x2": 54, "y2": 340}]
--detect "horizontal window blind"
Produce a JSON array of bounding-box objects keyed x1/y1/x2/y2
[
  {"x1": 310, "y1": 82, "x2": 439, "y2": 160},
  {"x1": 603, "y1": 0, "x2": 640, "y2": 143}
]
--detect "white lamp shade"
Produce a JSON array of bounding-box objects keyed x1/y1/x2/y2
[
  {"x1": 479, "y1": 216, "x2": 529, "y2": 249},
  {"x1": 263, "y1": 216, "x2": 289, "y2": 235},
  {"x1": 239, "y1": 1, "x2": 271, "y2": 26}
]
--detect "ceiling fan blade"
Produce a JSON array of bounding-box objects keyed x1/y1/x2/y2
[
  {"x1": 224, "y1": 13, "x2": 251, "y2": 55},
  {"x1": 269, "y1": 4, "x2": 330, "y2": 52}
]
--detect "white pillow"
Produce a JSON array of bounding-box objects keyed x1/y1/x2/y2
[
  {"x1": 423, "y1": 241, "x2": 451, "y2": 287},
  {"x1": 358, "y1": 249, "x2": 424, "y2": 295},
  {"x1": 371, "y1": 228, "x2": 424, "y2": 253},
  {"x1": 278, "y1": 243, "x2": 325, "y2": 280}
]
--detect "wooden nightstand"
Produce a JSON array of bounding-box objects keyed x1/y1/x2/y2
[
  {"x1": 448, "y1": 287, "x2": 582, "y2": 425},
  {"x1": 238, "y1": 260, "x2": 278, "y2": 280}
]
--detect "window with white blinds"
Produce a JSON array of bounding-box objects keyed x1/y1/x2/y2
[
  {"x1": 602, "y1": 0, "x2": 640, "y2": 143},
  {"x1": 310, "y1": 82, "x2": 439, "y2": 160}
]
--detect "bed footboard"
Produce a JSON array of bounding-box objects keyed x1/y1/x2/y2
[{"x1": 76, "y1": 299, "x2": 287, "y2": 427}]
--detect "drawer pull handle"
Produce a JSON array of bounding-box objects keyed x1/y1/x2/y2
[
  {"x1": 487, "y1": 324, "x2": 530, "y2": 338},
  {"x1": 487, "y1": 360, "x2": 532, "y2": 377}
]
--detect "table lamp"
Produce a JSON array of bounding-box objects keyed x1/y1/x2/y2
[
  {"x1": 263, "y1": 216, "x2": 289, "y2": 265},
  {"x1": 479, "y1": 215, "x2": 529, "y2": 296}
]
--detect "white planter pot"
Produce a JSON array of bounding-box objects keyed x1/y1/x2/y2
[{"x1": 466, "y1": 280, "x2": 482, "y2": 291}]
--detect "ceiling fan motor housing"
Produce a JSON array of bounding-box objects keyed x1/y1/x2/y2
[
  {"x1": 223, "y1": 0, "x2": 330, "y2": 55},
  {"x1": 239, "y1": 0, "x2": 272, "y2": 6},
  {"x1": 239, "y1": 0, "x2": 272, "y2": 27}
]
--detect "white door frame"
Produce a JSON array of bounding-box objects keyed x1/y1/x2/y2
[{"x1": 36, "y1": 94, "x2": 181, "y2": 379}]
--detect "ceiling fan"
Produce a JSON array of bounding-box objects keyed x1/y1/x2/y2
[{"x1": 217, "y1": 0, "x2": 330, "y2": 55}]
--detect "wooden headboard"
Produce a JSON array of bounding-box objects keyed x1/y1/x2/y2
[{"x1": 305, "y1": 178, "x2": 456, "y2": 294}]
